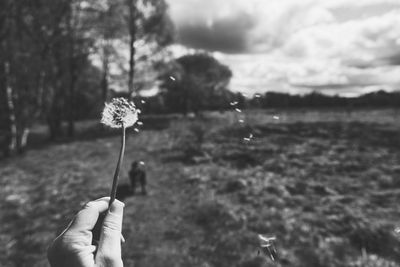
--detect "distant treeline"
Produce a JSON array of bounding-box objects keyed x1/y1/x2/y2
[
  {"x1": 249, "y1": 90, "x2": 400, "y2": 108},
  {"x1": 135, "y1": 89, "x2": 400, "y2": 114}
]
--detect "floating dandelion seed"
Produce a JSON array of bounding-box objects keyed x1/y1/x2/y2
[
  {"x1": 137, "y1": 121, "x2": 143, "y2": 126},
  {"x1": 230, "y1": 101, "x2": 239, "y2": 106},
  {"x1": 258, "y1": 234, "x2": 278, "y2": 262},
  {"x1": 273, "y1": 115, "x2": 279, "y2": 120},
  {"x1": 254, "y1": 94, "x2": 261, "y2": 98},
  {"x1": 395, "y1": 227, "x2": 400, "y2": 234},
  {"x1": 235, "y1": 108, "x2": 242, "y2": 113},
  {"x1": 244, "y1": 134, "x2": 253, "y2": 142},
  {"x1": 137, "y1": 109, "x2": 142, "y2": 114},
  {"x1": 238, "y1": 119, "x2": 244, "y2": 123},
  {"x1": 141, "y1": 100, "x2": 146, "y2": 104},
  {"x1": 134, "y1": 128, "x2": 139, "y2": 132},
  {"x1": 169, "y1": 76, "x2": 176, "y2": 81},
  {"x1": 101, "y1": 98, "x2": 138, "y2": 128},
  {"x1": 139, "y1": 161, "x2": 145, "y2": 165}
]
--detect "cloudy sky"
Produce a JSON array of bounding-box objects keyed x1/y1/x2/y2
[{"x1": 166, "y1": 0, "x2": 400, "y2": 96}]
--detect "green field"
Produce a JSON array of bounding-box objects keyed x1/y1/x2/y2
[{"x1": 1, "y1": 109, "x2": 400, "y2": 267}]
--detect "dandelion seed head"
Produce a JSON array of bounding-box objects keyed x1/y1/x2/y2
[{"x1": 101, "y1": 98, "x2": 138, "y2": 128}]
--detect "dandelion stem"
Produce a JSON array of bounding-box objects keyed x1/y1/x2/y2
[{"x1": 108, "y1": 125, "x2": 126, "y2": 209}]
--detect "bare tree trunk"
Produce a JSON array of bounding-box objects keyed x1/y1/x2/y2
[
  {"x1": 32, "y1": 44, "x2": 50, "y2": 120},
  {"x1": 35, "y1": 69, "x2": 46, "y2": 118},
  {"x1": 128, "y1": 31, "x2": 135, "y2": 95},
  {"x1": 47, "y1": 62, "x2": 64, "y2": 141},
  {"x1": 67, "y1": 73, "x2": 76, "y2": 138},
  {"x1": 67, "y1": 45, "x2": 76, "y2": 138},
  {"x1": 19, "y1": 128, "x2": 29, "y2": 150},
  {"x1": 47, "y1": 102, "x2": 63, "y2": 141},
  {"x1": 4, "y1": 62, "x2": 18, "y2": 155},
  {"x1": 127, "y1": 0, "x2": 136, "y2": 97},
  {"x1": 101, "y1": 48, "x2": 109, "y2": 103},
  {"x1": 67, "y1": 4, "x2": 76, "y2": 138}
]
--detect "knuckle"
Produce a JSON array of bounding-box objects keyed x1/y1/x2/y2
[
  {"x1": 103, "y1": 219, "x2": 121, "y2": 232},
  {"x1": 53, "y1": 231, "x2": 86, "y2": 252},
  {"x1": 102, "y1": 213, "x2": 122, "y2": 232}
]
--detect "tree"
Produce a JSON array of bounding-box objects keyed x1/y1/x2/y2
[
  {"x1": 0, "y1": 0, "x2": 101, "y2": 150},
  {"x1": 125, "y1": 0, "x2": 174, "y2": 95},
  {"x1": 90, "y1": 0, "x2": 174, "y2": 101},
  {"x1": 0, "y1": 0, "x2": 174, "y2": 155},
  {"x1": 161, "y1": 54, "x2": 232, "y2": 114},
  {"x1": 0, "y1": 0, "x2": 53, "y2": 153}
]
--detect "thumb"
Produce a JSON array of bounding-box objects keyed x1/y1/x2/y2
[{"x1": 96, "y1": 200, "x2": 124, "y2": 267}]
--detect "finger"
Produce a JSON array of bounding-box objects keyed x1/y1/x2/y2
[
  {"x1": 68, "y1": 197, "x2": 110, "y2": 232},
  {"x1": 96, "y1": 200, "x2": 124, "y2": 264}
]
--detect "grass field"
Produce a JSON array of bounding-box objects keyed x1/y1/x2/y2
[{"x1": 1, "y1": 109, "x2": 400, "y2": 267}]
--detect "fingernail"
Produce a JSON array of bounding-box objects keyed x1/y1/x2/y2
[{"x1": 110, "y1": 200, "x2": 124, "y2": 214}]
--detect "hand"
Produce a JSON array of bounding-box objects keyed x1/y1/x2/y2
[{"x1": 47, "y1": 197, "x2": 124, "y2": 267}]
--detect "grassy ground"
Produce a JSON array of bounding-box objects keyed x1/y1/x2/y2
[{"x1": 1, "y1": 109, "x2": 400, "y2": 267}]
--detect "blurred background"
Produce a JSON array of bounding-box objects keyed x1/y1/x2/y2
[{"x1": 1, "y1": 0, "x2": 400, "y2": 266}]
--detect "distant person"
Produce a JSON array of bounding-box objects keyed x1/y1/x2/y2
[
  {"x1": 129, "y1": 161, "x2": 147, "y2": 195},
  {"x1": 47, "y1": 197, "x2": 124, "y2": 267}
]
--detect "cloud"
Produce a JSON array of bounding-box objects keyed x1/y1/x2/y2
[
  {"x1": 216, "y1": 52, "x2": 400, "y2": 97},
  {"x1": 168, "y1": 0, "x2": 339, "y2": 53},
  {"x1": 167, "y1": 0, "x2": 259, "y2": 53},
  {"x1": 166, "y1": 0, "x2": 400, "y2": 96},
  {"x1": 284, "y1": 10, "x2": 400, "y2": 65},
  {"x1": 177, "y1": 11, "x2": 254, "y2": 53}
]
